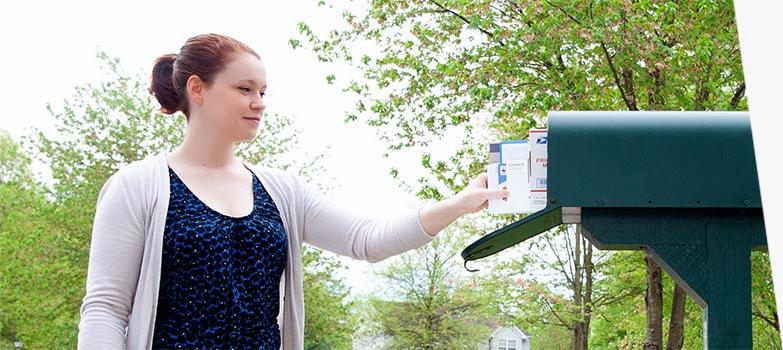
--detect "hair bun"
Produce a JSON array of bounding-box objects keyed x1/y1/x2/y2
[{"x1": 149, "y1": 54, "x2": 180, "y2": 115}]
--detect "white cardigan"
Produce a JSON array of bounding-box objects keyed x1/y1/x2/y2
[{"x1": 77, "y1": 152, "x2": 433, "y2": 349}]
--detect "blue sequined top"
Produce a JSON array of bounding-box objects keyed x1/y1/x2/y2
[{"x1": 152, "y1": 165, "x2": 288, "y2": 349}]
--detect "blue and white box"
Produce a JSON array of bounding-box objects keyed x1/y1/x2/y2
[{"x1": 488, "y1": 140, "x2": 533, "y2": 214}]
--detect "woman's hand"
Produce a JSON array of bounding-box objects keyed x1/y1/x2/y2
[
  {"x1": 419, "y1": 172, "x2": 509, "y2": 236},
  {"x1": 451, "y1": 172, "x2": 509, "y2": 215}
]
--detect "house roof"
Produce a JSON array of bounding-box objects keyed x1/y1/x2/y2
[{"x1": 490, "y1": 325, "x2": 530, "y2": 340}]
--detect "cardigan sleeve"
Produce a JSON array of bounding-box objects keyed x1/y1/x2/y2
[
  {"x1": 296, "y1": 174, "x2": 435, "y2": 263},
  {"x1": 78, "y1": 170, "x2": 146, "y2": 349}
]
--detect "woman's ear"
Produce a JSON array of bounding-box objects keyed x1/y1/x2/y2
[{"x1": 186, "y1": 74, "x2": 205, "y2": 106}]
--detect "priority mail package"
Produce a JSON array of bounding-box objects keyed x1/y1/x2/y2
[
  {"x1": 529, "y1": 129, "x2": 548, "y2": 211},
  {"x1": 487, "y1": 129, "x2": 548, "y2": 214}
]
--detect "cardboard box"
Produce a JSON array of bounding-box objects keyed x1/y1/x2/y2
[
  {"x1": 487, "y1": 130, "x2": 548, "y2": 214},
  {"x1": 529, "y1": 129, "x2": 548, "y2": 210}
]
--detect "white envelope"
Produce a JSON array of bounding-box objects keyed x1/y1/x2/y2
[{"x1": 488, "y1": 160, "x2": 532, "y2": 214}]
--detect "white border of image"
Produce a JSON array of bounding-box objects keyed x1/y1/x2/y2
[{"x1": 735, "y1": 1, "x2": 783, "y2": 344}]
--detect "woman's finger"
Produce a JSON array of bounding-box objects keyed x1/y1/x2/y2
[
  {"x1": 484, "y1": 187, "x2": 508, "y2": 199},
  {"x1": 477, "y1": 172, "x2": 488, "y2": 188}
]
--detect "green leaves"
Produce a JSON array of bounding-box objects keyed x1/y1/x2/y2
[
  {"x1": 0, "y1": 130, "x2": 34, "y2": 187},
  {"x1": 366, "y1": 219, "x2": 501, "y2": 349},
  {"x1": 302, "y1": 247, "x2": 357, "y2": 349}
]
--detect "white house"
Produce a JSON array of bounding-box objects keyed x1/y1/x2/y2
[
  {"x1": 487, "y1": 326, "x2": 531, "y2": 350},
  {"x1": 352, "y1": 333, "x2": 390, "y2": 350},
  {"x1": 353, "y1": 325, "x2": 532, "y2": 350}
]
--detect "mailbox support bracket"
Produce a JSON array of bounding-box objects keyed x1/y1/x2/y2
[{"x1": 578, "y1": 207, "x2": 765, "y2": 349}]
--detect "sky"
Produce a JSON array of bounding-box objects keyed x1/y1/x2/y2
[{"x1": 0, "y1": 1, "x2": 461, "y2": 298}]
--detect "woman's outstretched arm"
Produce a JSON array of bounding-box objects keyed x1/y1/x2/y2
[
  {"x1": 419, "y1": 172, "x2": 508, "y2": 236},
  {"x1": 299, "y1": 171, "x2": 507, "y2": 262}
]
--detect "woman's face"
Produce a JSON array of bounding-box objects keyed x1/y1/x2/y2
[{"x1": 199, "y1": 52, "x2": 267, "y2": 143}]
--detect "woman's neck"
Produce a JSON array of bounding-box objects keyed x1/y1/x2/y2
[{"x1": 170, "y1": 124, "x2": 239, "y2": 170}]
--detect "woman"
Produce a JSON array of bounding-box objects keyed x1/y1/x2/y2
[{"x1": 77, "y1": 33, "x2": 508, "y2": 350}]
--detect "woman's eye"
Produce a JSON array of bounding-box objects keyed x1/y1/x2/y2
[
  {"x1": 239, "y1": 87, "x2": 251, "y2": 92},
  {"x1": 259, "y1": 92, "x2": 266, "y2": 98}
]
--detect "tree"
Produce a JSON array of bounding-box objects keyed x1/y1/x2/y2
[
  {"x1": 366, "y1": 218, "x2": 500, "y2": 350},
  {"x1": 0, "y1": 131, "x2": 52, "y2": 347},
  {"x1": 489, "y1": 225, "x2": 640, "y2": 350},
  {"x1": 588, "y1": 251, "x2": 705, "y2": 350},
  {"x1": 0, "y1": 129, "x2": 34, "y2": 187},
  {"x1": 302, "y1": 246, "x2": 358, "y2": 350},
  {"x1": 0, "y1": 52, "x2": 353, "y2": 348},
  {"x1": 752, "y1": 251, "x2": 782, "y2": 349},
  {"x1": 296, "y1": 0, "x2": 760, "y2": 347}
]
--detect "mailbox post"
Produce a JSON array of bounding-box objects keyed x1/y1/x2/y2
[{"x1": 462, "y1": 112, "x2": 766, "y2": 349}]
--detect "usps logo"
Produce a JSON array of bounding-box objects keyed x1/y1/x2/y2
[{"x1": 536, "y1": 137, "x2": 548, "y2": 144}]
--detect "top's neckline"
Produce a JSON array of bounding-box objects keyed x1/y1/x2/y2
[{"x1": 166, "y1": 164, "x2": 257, "y2": 220}]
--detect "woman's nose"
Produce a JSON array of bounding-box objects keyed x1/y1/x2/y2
[{"x1": 250, "y1": 99, "x2": 265, "y2": 111}]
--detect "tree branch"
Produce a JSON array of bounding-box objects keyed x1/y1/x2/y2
[
  {"x1": 592, "y1": 287, "x2": 642, "y2": 308},
  {"x1": 428, "y1": 0, "x2": 505, "y2": 46},
  {"x1": 563, "y1": 227, "x2": 577, "y2": 282},
  {"x1": 541, "y1": 294, "x2": 572, "y2": 328},
  {"x1": 730, "y1": 82, "x2": 746, "y2": 110},
  {"x1": 752, "y1": 310, "x2": 779, "y2": 330},
  {"x1": 507, "y1": 0, "x2": 535, "y2": 28},
  {"x1": 646, "y1": 66, "x2": 665, "y2": 110},
  {"x1": 545, "y1": 232, "x2": 574, "y2": 286},
  {"x1": 546, "y1": 0, "x2": 583, "y2": 27},
  {"x1": 621, "y1": 68, "x2": 638, "y2": 110},
  {"x1": 489, "y1": 3, "x2": 512, "y2": 21},
  {"x1": 694, "y1": 51, "x2": 717, "y2": 111},
  {"x1": 600, "y1": 41, "x2": 635, "y2": 110}
]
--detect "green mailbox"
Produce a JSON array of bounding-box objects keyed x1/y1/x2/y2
[{"x1": 463, "y1": 111, "x2": 766, "y2": 349}]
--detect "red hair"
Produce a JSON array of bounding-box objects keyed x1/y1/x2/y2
[{"x1": 149, "y1": 33, "x2": 260, "y2": 119}]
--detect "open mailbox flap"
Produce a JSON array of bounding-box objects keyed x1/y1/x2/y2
[{"x1": 461, "y1": 205, "x2": 563, "y2": 264}]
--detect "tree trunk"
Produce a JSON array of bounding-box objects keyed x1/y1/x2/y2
[
  {"x1": 644, "y1": 250, "x2": 663, "y2": 350},
  {"x1": 666, "y1": 284, "x2": 687, "y2": 350},
  {"x1": 572, "y1": 225, "x2": 592, "y2": 350},
  {"x1": 573, "y1": 226, "x2": 584, "y2": 350},
  {"x1": 582, "y1": 233, "x2": 593, "y2": 350},
  {"x1": 574, "y1": 322, "x2": 588, "y2": 350}
]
